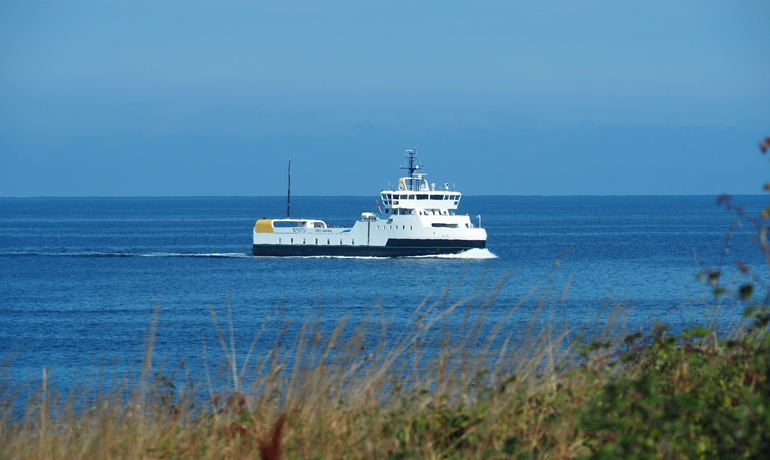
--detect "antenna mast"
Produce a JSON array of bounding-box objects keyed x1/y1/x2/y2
[
  {"x1": 286, "y1": 159, "x2": 291, "y2": 219},
  {"x1": 400, "y1": 148, "x2": 420, "y2": 179}
]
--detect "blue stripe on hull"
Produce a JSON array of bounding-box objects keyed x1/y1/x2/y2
[
  {"x1": 385, "y1": 239, "x2": 486, "y2": 248},
  {"x1": 252, "y1": 240, "x2": 485, "y2": 257}
]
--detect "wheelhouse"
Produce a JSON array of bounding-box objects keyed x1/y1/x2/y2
[{"x1": 380, "y1": 177, "x2": 461, "y2": 216}]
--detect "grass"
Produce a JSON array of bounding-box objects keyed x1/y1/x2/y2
[{"x1": 2, "y1": 264, "x2": 770, "y2": 459}]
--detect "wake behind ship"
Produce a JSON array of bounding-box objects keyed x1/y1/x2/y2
[{"x1": 252, "y1": 150, "x2": 487, "y2": 257}]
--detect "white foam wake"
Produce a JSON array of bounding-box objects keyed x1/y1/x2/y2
[
  {"x1": 413, "y1": 248, "x2": 497, "y2": 259},
  {"x1": 140, "y1": 252, "x2": 252, "y2": 258}
]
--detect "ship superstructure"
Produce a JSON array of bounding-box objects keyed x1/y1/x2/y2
[{"x1": 252, "y1": 150, "x2": 487, "y2": 257}]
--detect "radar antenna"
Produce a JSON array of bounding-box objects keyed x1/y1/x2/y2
[{"x1": 400, "y1": 148, "x2": 421, "y2": 179}]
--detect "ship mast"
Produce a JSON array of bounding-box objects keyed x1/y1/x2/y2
[
  {"x1": 286, "y1": 159, "x2": 291, "y2": 219},
  {"x1": 400, "y1": 149, "x2": 420, "y2": 180}
]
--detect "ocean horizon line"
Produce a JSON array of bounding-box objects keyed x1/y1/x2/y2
[{"x1": 0, "y1": 193, "x2": 764, "y2": 200}]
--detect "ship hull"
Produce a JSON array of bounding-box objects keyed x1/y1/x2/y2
[{"x1": 252, "y1": 239, "x2": 486, "y2": 257}]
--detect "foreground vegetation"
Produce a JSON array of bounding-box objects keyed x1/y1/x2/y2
[{"x1": 2, "y1": 278, "x2": 770, "y2": 459}]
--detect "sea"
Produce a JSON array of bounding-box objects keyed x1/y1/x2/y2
[{"x1": 0, "y1": 195, "x2": 767, "y2": 391}]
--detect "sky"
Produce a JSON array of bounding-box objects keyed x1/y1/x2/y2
[{"x1": 0, "y1": 1, "x2": 768, "y2": 197}]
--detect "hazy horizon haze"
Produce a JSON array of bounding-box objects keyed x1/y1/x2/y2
[{"x1": 1, "y1": 1, "x2": 768, "y2": 197}]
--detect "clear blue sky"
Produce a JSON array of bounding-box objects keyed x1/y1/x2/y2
[{"x1": 1, "y1": 1, "x2": 768, "y2": 196}]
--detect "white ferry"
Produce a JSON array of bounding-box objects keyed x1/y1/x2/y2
[{"x1": 252, "y1": 150, "x2": 487, "y2": 257}]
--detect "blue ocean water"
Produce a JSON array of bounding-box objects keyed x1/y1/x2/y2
[{"x1": 0, "y1": 195, "x2": 766, "y2": 389}]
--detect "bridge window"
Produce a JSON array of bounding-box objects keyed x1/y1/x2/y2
[
  {"x1": 408, "y1": 195, "x2": 415, "y2": 199},
  {"x1": 417, "y1": 194, "x2": 429, "y2": 200}
]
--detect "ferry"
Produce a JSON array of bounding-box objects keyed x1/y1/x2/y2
[{"x1": 252, "y1": 150, "x2": 487, "y2": 257}]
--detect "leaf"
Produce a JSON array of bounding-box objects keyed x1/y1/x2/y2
[
  {"x1": 502, "y1": 436, "x2": 519, "y2": 454},
  {"x1": 739, "y1": 284, "x2": 754, "y2": 301},
  {"x1": 691, "y1": 327, "x2": 711, "y2": 338}
]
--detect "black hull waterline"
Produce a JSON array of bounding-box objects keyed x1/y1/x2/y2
[{"x1": 252, "y1": 239, "x2": 486, "y2": 257}]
